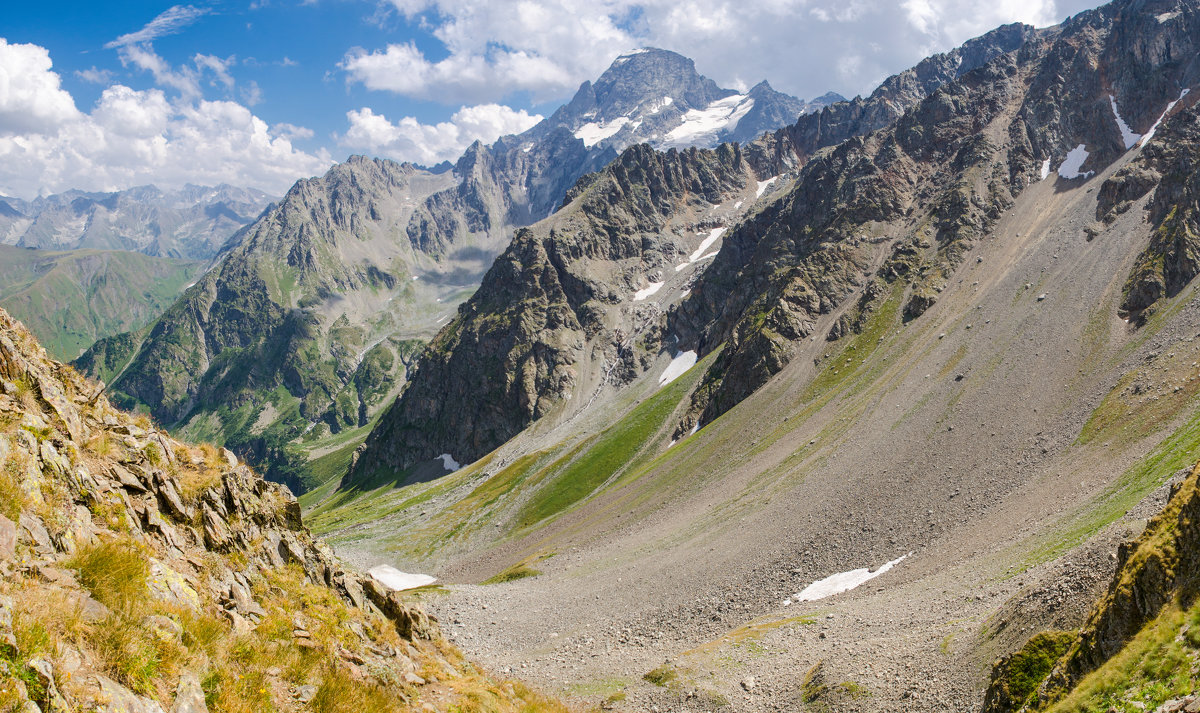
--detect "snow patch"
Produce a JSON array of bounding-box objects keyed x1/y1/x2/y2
[
  {"x1": 1057, "y1": 144, "x2": 1094, "y2": 180},
  {"x1": 675, "y1": 262, "x2": 690, "y2": 272},
  {"x1": 733, "y1": 200, "x2": 744, "y2": 210},
  {"x1": 689, "y1": 227, "x2": 726, "y2": 262},
  {"x1": 1157, "y1": 11, "x2": 1180, "y2": 22},
  {"x1": 575, "y1": 117, "x2": 631, "y2": 148},
  {"x1": 659, "y1": 94, "x2": 755, "y2": 148},
  {"x1": 1039, "y1": 159, "x2": 1051, "y2": 180},
  {"x1": 1109, "y1": 95, "x2": 1141, "y2": 150},
  {"x1": 369, "y1": 565, "x2": 436, "y2": 592},
  {"x1": 795, "y1": 553, "x2": 909, "y2": 602},
  {"x1": 439, "y1": 453, "x2": 461, "y2": 471},
  {"x1": 756, "y1": 176, "x2": 779, "y2": 198},
  {"x1": 633, "y1": 281, "x2": 664, "y2": 301},
  {"x1": 1142, "y1": 88, "x2": 1190, "y2": 146},
  {"x1": 646, "y1": 96, "x2": 674, "y2": 114},
  {"x1": 689, "y1": 423, "x2": 699, "y2": 436},
  {"x1": 659, "y1": 350, "x2": 698, "y2": 387}
]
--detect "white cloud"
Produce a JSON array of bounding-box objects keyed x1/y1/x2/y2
[
  {"x1": 347, "y1": 0, "x2": 1099, "y2": 103},
  {"x1": 194, "y1": 54, "x2": 236, "y2": 89},
  {"x1": 0, "y1": 39, "x2": 82, "y2": 136},
  {"x1": 340, "y1": 104, "x2": 542, "y2": 166},
  {"x1": 75, "y1": 67, "x2": 115, "y2": 85},
  {"x1": 105, "y1": 5, "x2": 211, "y2": 49},
  {"x1": 273, "y1": 122, "x2": 314, "y2": 141},
  {"x1": 0, "y1": 40, "x2": 330, "y2": 199}
]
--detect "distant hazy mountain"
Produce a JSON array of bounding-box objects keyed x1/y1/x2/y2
[{"x1": 0, "y1": 184, "x2": 275, "y2": 260}]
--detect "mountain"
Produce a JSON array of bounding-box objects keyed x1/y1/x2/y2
[
  {"x1": 77, "y1": 49, "x2": 835, "y2": 493},
  {"x1": 308, "y1": 1, "x2": 1200, "y2": 711},
  {"x1": 0, "y1": 245, "x2": 201, "y2": 360},
  {"x1": 0, "y1": 184, "x2": 274, "y2": 260},
  {"x1": 528, "y1": 48, "x2": 838, "y2": 153},
  {"x1": 347, "y1": 20, "x2": 1044, "y2": 479},
  {"x1": 0, "y1": 305, "x2": 565, "y2": 712}
]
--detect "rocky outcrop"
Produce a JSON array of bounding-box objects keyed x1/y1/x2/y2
[
  {"x1": 1113, "y1": 100, "x2": 1200, "y2": 316},
  {"x1": 0, "y1": 306, "x2": 561, "y2": 712},
  {"x1": 978, "y1": 459, "x2": 1200, "y2": 712}
]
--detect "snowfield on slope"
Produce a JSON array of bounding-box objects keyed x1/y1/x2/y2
[
  {"x1": 793, "y1": 553, "x2": 910, "y2": 602},
  {"x1": 659, "y1": 94, "x2": 755, "y2": 148},
  {"x1": 369, "y1": 565, "x2": 437, "y2": 591}
]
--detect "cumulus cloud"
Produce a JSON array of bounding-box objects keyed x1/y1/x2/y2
[
  {"x1": 346, "y1": 0, "x2": 1098, "y2": 103},
  {"x1": 0, "y1": 40, "x2": 330, "y2": 199},
  {"x1": 0, "y1": 40, "x2": 82, "y2": 136},
  {"x1": 340, "y1": 104, "x2": 542, "y2": 165}
]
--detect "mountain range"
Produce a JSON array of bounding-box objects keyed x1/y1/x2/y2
[
  {"x1": 10, "y1": 1, "x2": 1200, "y2": 711},
  {"x1": 74, "y1": 48, "x2": 842, "y2": 490},
  {"x1": 0, "y1": 184, "x2": 274, "y2": 260}
]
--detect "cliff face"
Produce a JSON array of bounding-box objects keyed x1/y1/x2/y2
[
  {"x1": 0, "y1": 306, "x2": 564, "y2": 713},
  {"x1": 669, "y1": 0, "x2": 1200, "y2": 434},
  {"x1": 349, "y1": 143, "x2": 750, "y2": 480}
]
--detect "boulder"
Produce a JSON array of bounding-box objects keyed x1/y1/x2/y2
[
  {"x1": 89, "y1": 674, "x2": 166, "y2": 713},
  {"x1": 171, "y1": 673, "x2": 207, "y2": 713},
  {"x1": 18, "y1": 513, "x2": 54, "y2": 555},
  {"x1": 0, "y1": 513, "x2": 16, "y2": 560},
  {"x1": 0, "y1": 594, "x2": 16, "y2": 650}
]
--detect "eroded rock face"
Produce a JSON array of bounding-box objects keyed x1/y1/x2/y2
[
  {"x1": 0, "y1": 306, "x2": 556, "y2": 713},
  {"x1": 349, "y1": 143, "x2": 750, "y2": 479},
  {"x1": 670, "y1": 0, "x2": 1200, "y2": 432}
]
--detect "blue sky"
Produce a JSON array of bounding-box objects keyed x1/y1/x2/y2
[{"x1": 0, "y1": 0, "x2": 1102, "y2": 199}]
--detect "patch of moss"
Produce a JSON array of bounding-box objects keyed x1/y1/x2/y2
[
  {"x1": 482, "y1": 562, "x2": 541, "y2": 585},
  {"x1": 984, "y1": 631, "x2": 1075, "y2": 713},
  {"x1": 643, "y1": 665, "x2": 677, "y2": 687}
]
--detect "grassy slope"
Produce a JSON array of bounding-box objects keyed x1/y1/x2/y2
[
  {"x1": 307, "y1": 350, "x2": 718, "y2": 564},
  {"x1": 0, "y1": 246, "x2": 201, "y2": 360}
]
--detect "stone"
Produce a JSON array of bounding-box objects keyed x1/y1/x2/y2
[
  {"x1": 147, "y1": 560, "x2": 200, "y2": 611},
  {"x1": 171, "y1": 673, "x2": 207, "y2": 713},
  {"x1": 154, "y1": 472, "x2": 192, "y2": 521},
  {"x1": 18, "y1": 513, "x2": 54, "y2": 555},
  {"x1": 110, "y1": 463, "x2": 147, "y2": 492},
  {"x1": 90, "y1": 674, "x2": 166, "y2": 713},
  {"x1": 0, "y1": 513, "x2": 16, "y2": 560},
  {"x1": 403, "y1": 672, "x2": 426, "y2": 686},
  {"x1": 200, "y1": 507, "x2": 232, "y2": 551},
  {"x1": 65, "y1": 591, "x2": 111, "y2": 622},
  {"x1": 362, "y1": 578, "x2": 439, "y2": 640},
  {"x1": 220, "y1": 448, "x2": 238, "y2": 469},
  {"x1": 0, "y1": 594, "x2": 16, "y2": 650},
  {"x1": 144, "y1": 615, "x2": 183, "y2": 643},
  {"x1": 27, "y1": 659, "x2": 69, "y2": 713},
  {"x1": 294, "y1": 686, "x2": 318, "y2": 703},
  {"x1": 741, "y1": 676, "x2": 756, "y2": 691}
]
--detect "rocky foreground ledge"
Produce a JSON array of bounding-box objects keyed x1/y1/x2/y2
[{"x1": 0, "y1": 306, "x2": 564, "y2": 712}]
